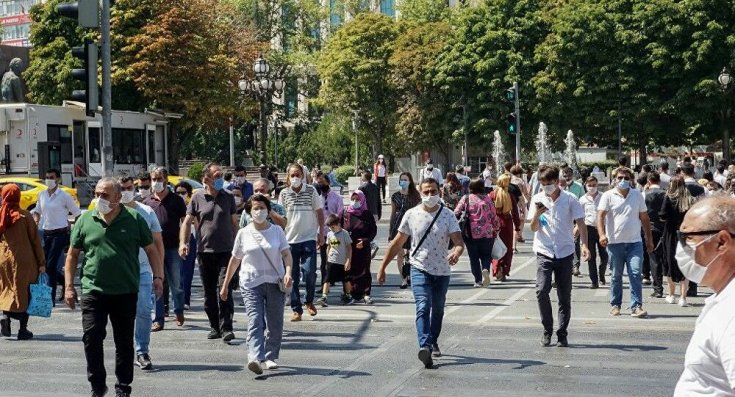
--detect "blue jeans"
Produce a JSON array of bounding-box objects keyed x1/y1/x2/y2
[
  {"x1": 180, "y1": 235, "x2": 197, "y2": 306},
  {"x1": 607, "y1": 242, "x2": 644, "y2": 310},
  {"x1": 135, "y1": 271, "x2": 153, "y2": 355},
  {"x1": 242, "y1": 283, "x2": 285, "y2": 362},
  {"x1": 465, "y1": 237, "x2": 493, "y2": 284},
  {"x1": 290, "y1": 241, "x2": 317, "y2": 314},
  {"x1": 410, "y1": 267, "x2": 450, "y2": 350},
  {"x1": 155, "y1": 249, "x2": 185, "y2": 325}
]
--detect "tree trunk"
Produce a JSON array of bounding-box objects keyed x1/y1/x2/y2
[{"x1": 169, "y1": 120, "x2": 181, "y2": 175}]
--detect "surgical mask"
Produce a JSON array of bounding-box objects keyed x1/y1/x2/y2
[
  {"x1": 139, "y1": 188, "x2": 151, "y2": 199},
  {"x1": 291, "y1": 177, "x2": 302, "y2": 188},
  {"x1": 235, "y1": 176, "x2": 246, "y2": 185},
  {"x1": 251, "y1": 209, "x2": 268, "y2": 224},
  {"x1": 234, "y1": 196, "x2": 243, "y2": 206},
  {"x1": 44, "y1": 179, "x2": 57, "y2": 189},
  {"x1": 399, "y1": 180, "x2": 409, "y2": 190},
  {"x1": 96, "y1": 198, "x2": 114, "y2": 215},
  {"x1": 213, "y1": 178, "x2": 225, "y2": 191},
  {"x1": 674, "y1": 234, "x2": 720, "y2": 284},
  {"x1": 121, "y1": 191, "x2": 135, "y2": 204},
  {"x1": 587, "y1": 186, "x2": 597, "y2": 195},
  {"x1": 422, "y1": 194, "x2": 440, "y2": 208},
  {"x1": 617, "y1": 179, "x2": 631, "y2": 190},
  {"x1": 351, "y1": 200, "x2": 362, "y2": 209},
  {"x1": 542, "y1": 184, "x2": 556, "y2": 196},
  {"x1": 427, "y1": 165, "x2": 434, "y2": 171},
  {"x1": 153, "y1": 181, "x2": 165, "y2": 193}
]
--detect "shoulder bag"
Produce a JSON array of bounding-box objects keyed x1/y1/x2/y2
[
  {"x1": 248, "y1": 228, "x2": 292, "y2": 294},
  {"x1": 457, "y1": 195, "x2": 471, "y2": 239},
  {"x1": 402, "y1": 204, "x2": 444, "y2": 278}
]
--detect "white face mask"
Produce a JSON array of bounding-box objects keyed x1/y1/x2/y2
[
  {"x1": 97, "y1": 198, "x2": 114, "y2": 215},
  {"x1": 45, "y1": 179, "x2": 57, "y2": 189},
  {"x1": 674, "y1": 234, "x2": 720, "y2": 284},
  {"x1": 139, "y1": 188, "x2": 152, "y2": 199},
  {"x1": 234, "y1": 196, "x2": 243, "y2": 206},
  {"x1": 121, "y1": 190, "x2": 135, "y2": 204},
  {"x1": 542, "y1": 184, "x2": 557, "y2": 196},
  {"x1": 422, "y1": 194, "x2": 440, "y2": 208},
  {"x1": 291, "y1": 177, "x2": 302, "y2": 188},
  {"x1": 235, "y1": 176, "x2": 246, "y2": 185},
  {"x1": 251, "y1": 208, "x2": 268, "y2": 224},
  {"x1": 587, "y1": 186, "x2": 597, "y2": 195},
  {"x1": 153, "y1": 181, "x2": 165, "y2": 193}
]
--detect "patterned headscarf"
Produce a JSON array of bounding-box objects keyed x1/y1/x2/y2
[
  {"x1": 347, "y1": 190, "x2": 367, "y2": 217},
  {"x1": 0, "y1": 184, "x2": 22, "y2": 235}
]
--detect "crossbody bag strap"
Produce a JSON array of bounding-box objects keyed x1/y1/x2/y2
[
  {"x1": 411, "y1": 204, "x2": 443, "y2": 257},
  {"x1": 248, "y1": 228, "x2": 282, "y2": 275}
]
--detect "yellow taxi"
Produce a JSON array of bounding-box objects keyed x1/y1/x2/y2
[
  {"x1": 167, "y1": 175, "x2": 203, "y2": 193},
  {"x1": 0, "y1": 176, "x2": 80, "y2": 211}
]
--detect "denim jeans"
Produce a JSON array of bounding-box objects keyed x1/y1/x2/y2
[
  {"x1": 180, "y1": 235, "x2": 198, "y2": 306},
  {"x1": 607, "y1": 241, "x2": 644, "y2": 309},
  {"x1": 289, "y1": 241, "x2": 317, "y2": 314},
  {"x1": 43, "y1": 230, "x2": 70, "y2": 305},
  {"x1": 465, "y1": 237, "x2": 493, "y2": 284},
  {"x1": 242, "y1": 283, "x2": 285, "y2": 362},
  {"x1": 410, "y1": 267, "x2": 450, "y2": 350},
  {"x1": 154, "y1": 249, "x2": 185, "y2": 325},
  {"x1": 135, "y1": 271, "x2": 153, "y2": 355}
]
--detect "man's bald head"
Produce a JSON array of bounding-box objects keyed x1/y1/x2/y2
[{"x1": 685, "y1": 195, "x2": 735, "y2": 234}]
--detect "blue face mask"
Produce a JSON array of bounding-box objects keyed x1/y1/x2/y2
[
  {"x1": 399, "y1": 180, "x2": 409, "y2": 189},
  {"x1": 617, "y1": 179, "x2": 631, "y2": 190},
  {"x1": 213, "y1": 178, "x2": 225, "y2": 191}
]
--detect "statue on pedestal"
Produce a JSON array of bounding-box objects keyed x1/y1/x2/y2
[{"x1": 2, "y1": 58, "x2": 24, "y2": 103}]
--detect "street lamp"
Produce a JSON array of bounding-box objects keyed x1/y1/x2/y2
[
  {"x1": 718, "y1": 67, "x2": 733, "y2": 161},
  {"x1": 239, "y1": 53, "x2": 285, "y2": 166},
  {"x1": 719, "y1": 67, "x2": 732, "y2": 90}
]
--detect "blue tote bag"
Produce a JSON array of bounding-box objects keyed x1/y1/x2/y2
[{"x1": 27, "y1": 273, "x2": 52, "y2": 318}]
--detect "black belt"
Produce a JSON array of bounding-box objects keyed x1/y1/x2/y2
[{"x1": 44, "y1": 227, "x2": 69, "y2": 236}]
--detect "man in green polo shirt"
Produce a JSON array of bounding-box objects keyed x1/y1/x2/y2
[{"x1": 64, "y1": 178, "x2": 163, "y2": 397}]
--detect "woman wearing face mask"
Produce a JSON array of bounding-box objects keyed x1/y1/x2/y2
[
  {"x1": 373, "y1": 155, "x2": 388, "y2": 204},
  {"x1": 441, "y1": 173, "x2": 463, "y2": 211},
  {"x1": 660, "y1": 176, "x2": 695, "y2": 307},
  {"x1": 220, "y1": 194, "x2": 293, "y2": 374},
  {"x1": 389, "y1": 172, "x2": 421, "y2": 288},
  {"x1": 314, "y1": 172, "x2": 344, "y2": 307},
  {"x1": 342, "y1": 191, "x2": 378, "y2": 303},
  {"x1": 490, "y1": 174, "x2": 521, "y2": 281}
]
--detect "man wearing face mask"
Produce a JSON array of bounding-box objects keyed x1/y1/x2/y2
[
  {"x1": 528, "y1": 165, "x2": 590, "y2": 347},
  {"x1": 179, "y1": 162, "x2": 239, "y2": 341},
  {"x1": 378, "y1": 178, "x2": 464, "y2": 368},
  {"x1": 31, "y1": 168, "x2": 81, "y2": 304},
  {"x1": 228, "y1": 165, "x2": 254, "y2": 202},
  {"x1": 64, "y1": 178, "x2": 163, "y2": 397},
  {"x1": 119, "y1": 177, "x2": 165, "y2": 371},
  {"x1": 278, "y1": 164, "x2": 325, "y2": 321},
  {"x1": 239, "y1": 178, "x2": 287, "y2": 229},
  {"x1": 144, "y1": 167, "x2": 187, "y2": 331},
  {"x1": 136, "y1": 172, "x2": 153, "y2": 202},
  {"x1": 597, "y1": 167, "x2": 655, "y2": 318},
  {"x1": 359, "y1": 171, "x2": 382, "y2": 222},
  {"x1": 578, "y1": 176, "x2": 608, "y2": 288},
  {"x1": 420, "y1": 159, "x2": 443, "y2": 187},
  {"x1": 674, "y1": 196, "x2": 735, "y2": 396}
]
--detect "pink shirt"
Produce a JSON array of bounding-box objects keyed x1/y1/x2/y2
[{"x1": 454, "y1": 194, "x2": 500, "y2": 240}]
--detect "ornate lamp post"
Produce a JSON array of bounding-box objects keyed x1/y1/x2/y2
[
  {"x1": 239, "y1": 54, "x2": 284, "y2": 166},
  {"x1": 719, "y1": 67, "x2": 733, "y2": 161}
]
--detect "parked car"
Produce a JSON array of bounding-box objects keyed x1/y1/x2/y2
[{"x1": 0, "y1": 177, "x2": 80, "y2": 210}]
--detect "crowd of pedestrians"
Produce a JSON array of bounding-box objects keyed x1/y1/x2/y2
[{"x1": 1, "y1": 154, "x2": 734, "y2": 396}]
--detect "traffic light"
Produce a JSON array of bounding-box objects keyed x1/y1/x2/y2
[
  {"x1": 57, "y1": 0, "x2": 99, "y2": 28},
  {"x1": 70, "y1": 39, "x2": 99, "y2": 117},
  {"x1": 505, "y1": 87, "x2": 516, "y2": 102},
  {"x1": 506, "y1": 113, "x2": 517, "y2": 134},
  {"x1": 505, "y1": 84, "x2": 519, "y2": 135}
]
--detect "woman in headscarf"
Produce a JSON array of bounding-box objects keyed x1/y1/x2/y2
[
  {"x1": 490, "y1": 174, "x2": 520, "y2": 281},
  {"x1": 0, "y1": 184, "x2": 46, "y2": 340},
  {"x1": 342, "y1": 190, "x2": 377, "y2": 304}
]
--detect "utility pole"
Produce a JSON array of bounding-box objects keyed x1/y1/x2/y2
[
  {"x1": 618, "y1": 100, "x2": 622, "y2": 160},
  {"x1": 462, "y1": 94, "x2": 468, "y2": 166},
  {"x1": 513, "y1": 82, "x2": 521, "y2": 163},
  {"x1": 352, "y1": 111, "x2": 359, "y2": 172},
  {"x1": 101, "y1": 0, "x2": 112, "y2": 177},
  {"x1": 229, "y1": 117, "x2": 235, "y2": 167}
]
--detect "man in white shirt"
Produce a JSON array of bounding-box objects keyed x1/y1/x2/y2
[
  {"x1": 482, "y1": 163, "x2": 494, "y2": 193},
  {"x1": 578, "y1": 175, "x2": 607, "y2": 288},
  {"x1": 279, "y1": 163, "x2": 325, "y2": 322},
  {"x1": 597, "y1": 166, "x2": 655, "y2": 318},
  {"x1": 31, "y1": 168, "x2": 81, "y2": 305},
  {"x1": 419, "y1": 159, "x2": 443, "y2": 186},
  {"x1": 674, "y1": 196, "x2": 735, "y2": 396},
  {"x1": 527, "y1": 165, "x2": 589, "y2": 348},
  {"x1": 659, "y1": 160, "x2": 671, "y2": 190},
  {"x1": 377, "y1": 177, "x2": 464, "y2": 369},
  {"x1": 715, "y1": 163, "x2": 728, "y2": 189}
]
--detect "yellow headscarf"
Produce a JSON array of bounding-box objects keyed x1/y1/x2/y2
[{"x1": 494, "y1": 174, "x2": 512, "y2": 214}]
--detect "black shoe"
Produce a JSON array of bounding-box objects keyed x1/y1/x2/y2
[
  {"x1": 115, "y1": 390, "x2": 130, "y2": 397},
  {"x1": 557, "y1": 336, "x2": 568, "y2": 347},
  {"x1": 650, "y1": 292, "x2": 663, "y2": 298},
  {"x1": 418, "y1": 347, "x2": 433, "y2": 368},
  {"x1": 91, "y1": 386, "x2": 108, "y2": 397},
  {"x1": 687, "y1": 290, "x2": 698, "y2": 297},
  {"x1": 642, "y1": 278, "x2": 652, "y2": 285},
  {"x1": 431, "y1": 344, "x2": 442, "y2": 357},
  {"x1": 541, "y1": 334, "x2": 552, "y2": 347},
  {"x1": 0, "y1": 318, "x2": 9, "y2": 337},
  {"x1": 222, "y1": 331, "x2": 235, "y2": 342},
  {"x1": 590, "y1": 284, "x2": 599, "y2": 289},
  {"x1": 16, "y1": 328, "x2": 33, "y2": 340},
  {"x1": 136, "y1": 354, "x2": 153, "y2": 370},
  {"x1": 551, "y1": 281, "x2": 557, "y2": 289},
  {"x1": 207, "y1": 329, "x2": 221, "y2": 339},
  {"x1": 599, "y1": 275, "x2": 606, "y2": 285}
]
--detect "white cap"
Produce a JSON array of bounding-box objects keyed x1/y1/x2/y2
[{"x1": 378, "y1": 154, "x2": 384, "y2": 159}]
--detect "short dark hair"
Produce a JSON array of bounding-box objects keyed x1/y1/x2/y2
[
  {"x1": 245, "y1": 193, "x2": 272, "y2": 215},
  {"x1": 618, "y1": 156, "x2": 629, "y2": 166},
  {"x1": 660, "y1": 161, "x2": 669, "y2": 171},
  {"x1": 538, "y1": 165, "x2": 560, "y2": 182},
  {"x1": 585, "y1": 175, "x2": 598, "y2": 184},
  {"x1": 718, "y1": 164, "x2": 726, "y2": 173},
  {"x1": 703, "y1": 171, "x2": 714, "y2": 182},
  {"x1": 469, "y1": 178, "x2": 485, "y2": 194},
  {"x1": 118, "y1": 176, "x2": 135, "y2": 184},
  {"x1": 224, "y1": 172, "x2": 233, "y2": 182},
  {"x1": 503, "y1": 162, "x2": 513, "y2": 172},
  {"x1": 362, "y1": 171, "x2": 373, "y2": 180},
  {"x1": 642, "y1": 164, "x2": 653, "y2": 173},
  {"x1": 326, "y1": 214, "x2": 340, "y2": 226},
  {"x1": 681, "y1": 163, "x2": 695, "y2": 176},
  {"x1": 234, "y1": 165, "x2": 246, "y2": 173},
  {"x1": 175, "y1": 181, "x2": 193, "y2": 195},
  {"x1": 420, "y1": 177, "x2": 440, "y2": 191},
  {"x1": 683, "y1": 156, "x2": 691, "y2": 163},
  {"x1": 636, "y1": 173, "x2": 648, "y2": 187},
  {"x1": 562, "y1": 166, "x2": 573, "y2": 176},
  {"x1": 614, "y1": 166, "x2": 634, "y2": 179},
  {"x1": 45, "y1": 168, "x2": 61, "y2": 178},
  {"x1": 137, "y1": 172, "x2": 151, "y2": 182},
  {"x1": 204, "y1": 162, "x2": 221, "y2": 178},
  {"x1": 647, "y1": 171, "x2": 661, "y2": 184}
]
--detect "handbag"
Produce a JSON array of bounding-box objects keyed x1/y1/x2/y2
[
  {"x1": 248, "y1": 229, "x2": 292, "y2": 294},
  {"x1": 457, "y1": 195, "x2": 471, "y2": 239},
  {"x1": 492, "y1": 238, "x2": 507, "y2": 260},
  {"x1": 402, "y1": 204, "x2": 444, "y2": 277},
  {"x1": 27, "y1": 273, "x2": 52, "y2": 318}
]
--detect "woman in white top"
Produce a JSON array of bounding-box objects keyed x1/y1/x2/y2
[{"x1": 221, "y1": 194, "x2": 293, "y2": 375}]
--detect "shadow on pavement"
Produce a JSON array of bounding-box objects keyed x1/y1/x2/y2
[
  {"x1": 568, "y1": 343, "x2": 667, "y2": 352},
  {"x1": 435, "y1": 355, "x2": 545, "y2": 370},
  {"x1": 256, "y1": 366, "x2": 371, "y2": 380},
  {"x1": 32, "y1": 334, "x2": 83, "y2": 343},
  {"x1": 152, "y1": 364, "x2": 243, "y2": 372}
]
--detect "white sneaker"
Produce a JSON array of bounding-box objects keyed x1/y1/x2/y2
[
  {"x1": 678, "y1": 297, "x2": 688, "y2": 307},
  {"x1": 473, "y1": 283, "x2": 482, "y2": 288},
  {"x1": 665, "y1": 295, "x2": 676, "y2": 304},
  {"x1": 263, "y1": 360, "x2": 279, "y2": 370},
  {"x1": 363, "y1": 296, "x2": 373, "y2": 305},
  {"x1": 482, "y1": 269, "x2": 491, "y2": 287}
]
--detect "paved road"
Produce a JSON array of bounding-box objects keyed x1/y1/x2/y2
[{"x1": 0, "y1": 211, "x2": 700, "y2": 396}]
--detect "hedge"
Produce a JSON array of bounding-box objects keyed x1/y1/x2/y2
[
  {"x1": 187, "y1": 162, "x2": 205, "y2": 182},
  {"x1": 334, "y1": 165, "x2": 356, "y2": 184}
]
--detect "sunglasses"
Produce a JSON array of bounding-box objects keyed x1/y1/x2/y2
[
  {"x1": 176, "y1": 191, "x2": 188, "y2": 195},
  {"x1": 616, "y1": 176, "x2": 631, "y2": 181},
  {"x1": 676, "y1": 230, "x2": 735, "y2": 251}
]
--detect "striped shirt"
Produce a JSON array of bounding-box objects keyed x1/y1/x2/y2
[{"x1": 278, "y1": 184, "x2": 321, "y2": 244}]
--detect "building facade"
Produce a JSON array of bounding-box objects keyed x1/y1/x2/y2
[{"x1": 0, "y1": 0, "x2": 41, "y2": 47}]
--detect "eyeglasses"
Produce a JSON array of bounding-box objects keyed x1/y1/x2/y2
[
  {"x1": 676, "y1": 230, "x2": 735, "y2": 250},
  {"x1": 176, "y1": 191, "x2": 187, "y2": 195},
  {"x1": 616, "y1": 176, "x2": 631, "y2": 181}
]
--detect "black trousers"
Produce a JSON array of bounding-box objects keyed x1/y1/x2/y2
[
  {"x1": 198, "y1": 252, "x2": 235, "y2": 332},
  {"x1": 649, "y1": 230, "x2": 664, "y2": 295},
  {"x1": 586, "y1": 226, "x2": 609, "y2": 285},
  {"x1": 641, "y1": 231, "x2": 651, "y2": 279},
  {"x1": 81, "y1": 292, "x2": 137, "y2": 395},
  {"x1": 376, "y1": 176, "x2": 387, "y2": 200},
  {"x1": 43, "y1": 230, "x2": 70, "y2": 305},
  {"x1": 536, "y1": 254, "x2": 573, "y2": 338},
  {"x1": 573, "y1": 237, "x2": 580, "y2": 270},
  {"x1": 319, "y1": 243, "x2": 328, "y2": 286},
  {"x1": 2, "y1": 311, "x2": 28, "y2": 328}
]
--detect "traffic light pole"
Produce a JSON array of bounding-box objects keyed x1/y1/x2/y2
[
  {"x1": 513, "y1": 82, "x2": 521, "y2": 163},
  {"x1": 101, "y1": 0, "x2": 112, "y2": 177}
]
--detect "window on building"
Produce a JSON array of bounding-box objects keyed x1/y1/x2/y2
[
  {"x1": 329, "y1": 0, "x2": 341, "y2": 28},
  {"x1": 47, "y1": 124, "x2": 72, "y2": 163},
  {"x1": 88, "y1": 127, "x2": 101, "y2": 163},
  {"x1": 380, "y1": 0, "x2": 395, "y2": 18},
  {"x1": 112, "y1": 128, "x2": 145, "y2": 164},
  {"x1": 284, "y1": 79, "x2": 298, "y2": 119}
]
